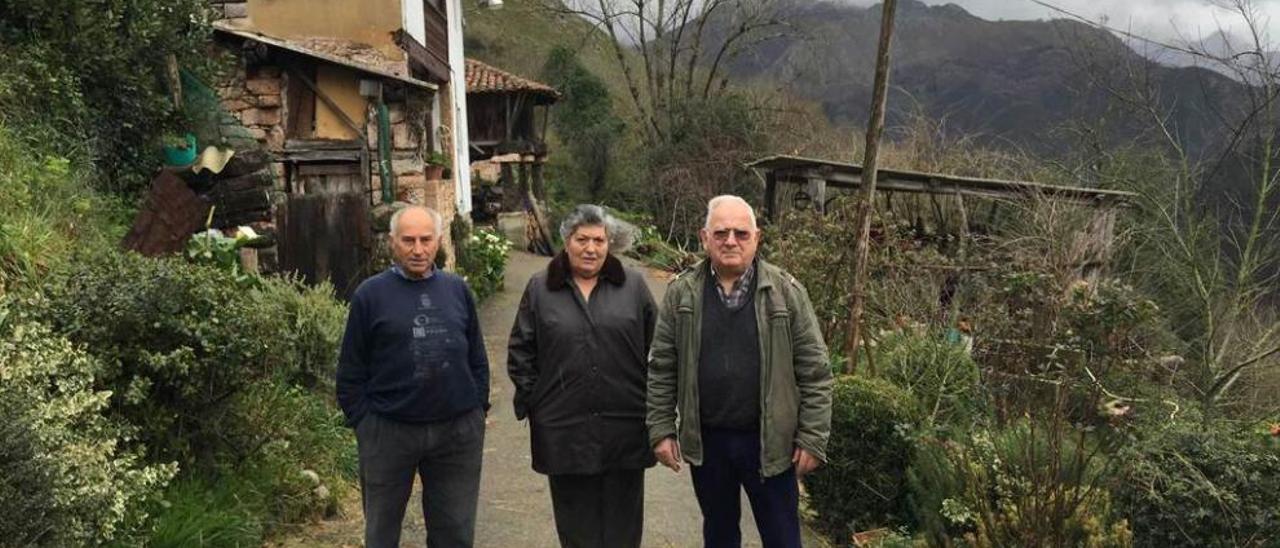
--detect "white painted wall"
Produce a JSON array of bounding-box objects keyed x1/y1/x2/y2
[
  {"x1": 446, "y1": 0, "x2": 472, "y2": 214},
  {"x1": 402, "y1": 0, "x2": 426, "y2": 45}
]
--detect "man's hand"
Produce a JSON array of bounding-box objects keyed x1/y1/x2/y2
[
  {"x1": 654, "y1": 437, "x2": 683, "y2": 473},
  {"x1": 793, "y1": 447, "x2": 821, "y2": 476}
]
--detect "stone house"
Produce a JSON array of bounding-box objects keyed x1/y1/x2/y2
[{"x1": 204, "y1": 0, "x2": 473, "y2": 296}]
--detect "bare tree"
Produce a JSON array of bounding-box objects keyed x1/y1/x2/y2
[
  {"x1": 1045, "y1": 0, "x2": 1280, "y2": 411},
  {"x1": 542, "y1": 0, "x2": 791, "y2": 145}
]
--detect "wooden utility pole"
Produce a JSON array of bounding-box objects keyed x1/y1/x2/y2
[{"x1": 844, "y1": 0, "x2": 899, "y2": 374}]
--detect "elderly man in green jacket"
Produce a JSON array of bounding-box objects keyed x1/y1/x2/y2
[{"x1": 647, "y1": 195, "x2": 833, "y2": 548}]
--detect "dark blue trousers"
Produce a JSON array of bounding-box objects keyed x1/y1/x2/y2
[{"x1": 690, "y1": 428, "x2": 801, "y2": 548}]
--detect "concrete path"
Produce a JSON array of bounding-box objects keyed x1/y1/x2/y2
[{"x1": 277, "y1": 251, "x2": 828, "y2": 547}]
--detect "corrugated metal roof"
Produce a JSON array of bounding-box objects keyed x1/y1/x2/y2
[{"x1": 465, "y1": 58, "x2": 559, "y2": 101}]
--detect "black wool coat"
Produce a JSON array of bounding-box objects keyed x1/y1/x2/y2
[{"x1": 506, "y1": 253, "x2": 658, "y2": 475}]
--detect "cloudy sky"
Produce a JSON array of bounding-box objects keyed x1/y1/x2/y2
[{"x1": 844, "y1": 0, "x2": 1280, "y2": 47}]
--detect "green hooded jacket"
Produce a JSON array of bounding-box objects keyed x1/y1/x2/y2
[{"x1": 646, "y1": 258, "x2": 834, "y2": 477}]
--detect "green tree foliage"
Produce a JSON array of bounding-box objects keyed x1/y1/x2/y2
[
  {"x1": 542, "y1": 46, "x2": 624, "y2": 200},
  {"x1": 805, "y1": 375, "x2": 920, "y2": 538},
  {"x1": 35, "y1": 251, "x2": 347, "y2": 471},
  {"x1": 0, "y1": 0, "x2": 217, "y2": 194}
]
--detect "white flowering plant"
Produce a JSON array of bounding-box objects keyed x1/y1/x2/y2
[{"x1": 456, "y1": 226, "x2": 511, "y2": 302}]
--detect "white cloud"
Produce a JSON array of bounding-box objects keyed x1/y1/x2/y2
[{"x1": 841, "y1": 0, "x2": 1280, "y2": 49}]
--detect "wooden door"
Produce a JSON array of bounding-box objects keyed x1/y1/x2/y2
[{"x1": 277, "y1": 162, "x2": 371, "y2": 299}]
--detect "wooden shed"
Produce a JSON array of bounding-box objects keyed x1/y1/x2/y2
[{"x1": 465, "y1": 59, "x2": 559, "y2": 209}]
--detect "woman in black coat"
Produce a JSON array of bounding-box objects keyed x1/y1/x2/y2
[{"x1": 506, "y1": 204, "x2": 657, "y2": 548}]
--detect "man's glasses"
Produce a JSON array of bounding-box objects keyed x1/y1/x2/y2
[{"x1": 710, "y1": 229, "x2": 753, "y2": 242}]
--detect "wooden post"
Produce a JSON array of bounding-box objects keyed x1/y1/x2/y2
[
  {"x1": 844, "y1": 0, "x2": 899, "y2": 375},
  {"x1": 532, "y1": 159, "x2": 546, "y2": 200},
  {"x1": 807, "y1": 177, "x2": 827, "y2": 214},
  {"x1": 763, "y1": 171, "x2": 778, "y2": 223}
]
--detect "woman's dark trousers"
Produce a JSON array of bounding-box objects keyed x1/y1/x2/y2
[{"x1": 547, "y1": 468, "x2": 645, "y2": 548}]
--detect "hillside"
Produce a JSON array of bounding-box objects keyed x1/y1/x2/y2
[
  {"x1": 463, "y1": 0, "x2": 637, "y2": 116},
  {"x1": 715, "y1": 0, "x2": 1241, "y2": 156}
]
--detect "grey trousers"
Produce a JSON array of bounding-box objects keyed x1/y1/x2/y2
[
  {"x1": 547, "y1": 468, "x2": 645, "y2": 548},
  {"x1": 356, "y1": 409, "x2": 485, "y2": 548}
]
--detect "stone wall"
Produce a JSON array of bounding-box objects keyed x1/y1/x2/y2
[{"x1": 216, "y1": 64, "x2": 286, "y2": 153}]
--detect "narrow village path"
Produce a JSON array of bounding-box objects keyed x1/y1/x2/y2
[{"x1": 278, "y1": 250, "x2": 828, "y2": 547}]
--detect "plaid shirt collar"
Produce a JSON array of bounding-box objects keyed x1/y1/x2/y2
[{"x1": 710, "y1": 259, "x2": 756, "y2": 309}]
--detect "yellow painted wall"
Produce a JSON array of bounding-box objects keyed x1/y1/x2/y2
[
  {"x1": 247, "y1": 0, "x2": 405, "y2": 60},
  {"x1": 314, "y1": 64, "x2": 367, "y2": 140}
]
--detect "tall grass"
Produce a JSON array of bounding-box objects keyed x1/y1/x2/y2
[{"x1": 0, "y1": 124, "x2": 130, "y2": 291}]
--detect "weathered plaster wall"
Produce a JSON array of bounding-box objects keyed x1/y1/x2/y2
[
  {"x1": 313, "y1": 65, "x2": 368, "y2": 140},
  {"x1": 246, "y1": 0, "x2": 405, "y2": 60}
]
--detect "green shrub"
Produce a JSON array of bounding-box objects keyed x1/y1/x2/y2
[
  {"x1": 224, "y1": 381, "x2": 354, "y2": 525},
  {"x1": 37, "y1": 251, "x2": 348, "y2": 470},
  {"x1": 877, "y1": 331, "x2": 986, "y2": 429},
  {"x1": 38, "y1": 252, "x2": 269, "y2": 467},
  {"x1": 148, "y1": 382, "x2": 353, "y2": 545},
  {"x1": 251, "y1": 276, "x2": 348, "y2": 390},
  {"x1": 805, "y1": 375, "x2": 921, "y2": 537},
  {"x1": 1113, "y1": 420, "x2": 1280, "y2": 547},
  {"x1": 0, "y1": 310, "x2": 175, "y2": 545},
  {"x1": 455, "y1": 221, "x2": 511, "y2": 302}
]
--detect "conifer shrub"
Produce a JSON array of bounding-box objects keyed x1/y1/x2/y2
[{"x1": 877, "y1": 332, "x2": 986, "y2": 429}]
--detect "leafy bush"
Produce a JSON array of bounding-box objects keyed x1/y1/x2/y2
[
  {"x1": 36, "y1": 251, "x2": 348, "y2": 470},
  {"x1": 909, "y1": 420, "x2": 1132, "y2": 547},
  {"x1": 38, "y1": 252, "x2": 268, "y2": 467},
  {"x1": 1113, "y1": 420, "x2": 1280, "y2": 547},
  {"x1": 454, "y1": 221, "x2": 511, "y2": 302},
  {"x1": 877, "y1": 331, "x2": 986, "y2": 429},
  {"x1": 0, "y1": 310, "x2": 175, "y2": 546},
  {"x1": 805, "y1": 375, "x2": 921, "y2": 537}
]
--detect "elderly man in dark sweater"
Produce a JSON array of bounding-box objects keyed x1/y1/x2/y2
[{"x1": 337, "y1": 206, "x2": 490, "y2": 548}]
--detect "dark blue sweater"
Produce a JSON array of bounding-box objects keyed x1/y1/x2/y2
[{"x1": 336, "y1": 268, "x2": 490, "y2": 426}]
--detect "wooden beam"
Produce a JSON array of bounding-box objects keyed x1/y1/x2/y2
[
  {"x1": 279, "y1": 149, "x2": 363, "y2": 162},
  {"x1": 393, "y1": 29, "x2": 450, "y2": 83}
]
